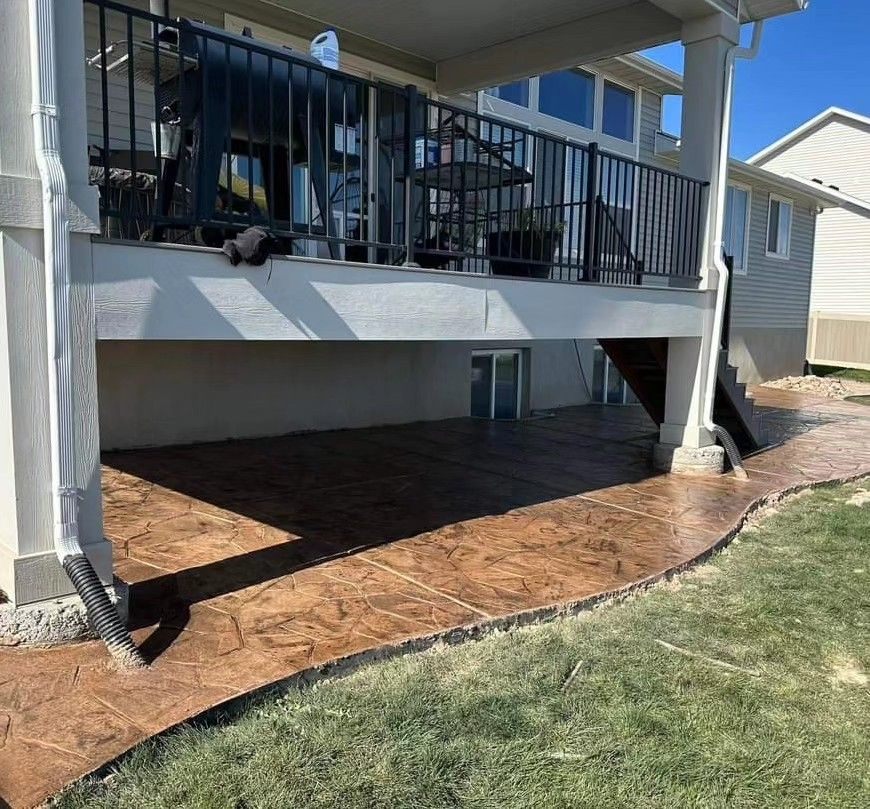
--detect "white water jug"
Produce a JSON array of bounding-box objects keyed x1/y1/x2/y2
[{"x1": 310, "y1": 30, "x2": 340, "y2": 70}]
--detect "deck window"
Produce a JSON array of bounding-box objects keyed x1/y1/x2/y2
[
  {"x1": 485, "y1": 79, "x2": 530, "y2": 108},
  {"x1": 602, "y1": 81, "x2": 635, "y2": 141},
  {"x1": 723, "y1": 184, "x2": 751, "y2": 273},
  {"x1": 538, "y1": 70, "x2": 595, "y2": 128},
  {"x1": 766, "y1": 195, "x2": 793, "y2": 258},
  {"x1": 471, "y1": 351, "x2": 524, "y2": 419}
]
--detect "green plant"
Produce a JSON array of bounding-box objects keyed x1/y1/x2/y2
[{"x1": 511, "y1": 206, "x2": 565, "y2": 235}]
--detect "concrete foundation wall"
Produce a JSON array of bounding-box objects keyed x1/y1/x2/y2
[
  {"x1": 97, "y1": 340, "x2": 592, "y2": 450},
  {"x1": 728, "y1": 326, "x2": 807, "y2": 384}
]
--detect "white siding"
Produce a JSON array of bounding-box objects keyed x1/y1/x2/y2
[
  {"x1": 730, "y1": 180, "x2": 817, "y2": 329},
  {"x1": 758, "y1": 117, "x2": 870, "y2": 201},
  {"x1": 810, "y1": 207, "x2": 870, "y2": 317},
  {"x1": 754, "y1": 115, "x2": 870, "y2": 321}
]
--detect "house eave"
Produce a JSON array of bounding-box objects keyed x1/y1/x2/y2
[{"x1": 748, "y1": 106, "x2": 870, "y2": 165}]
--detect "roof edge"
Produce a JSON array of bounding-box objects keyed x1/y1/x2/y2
[{"x1": 747, "y1": 106, "x2": 870, "y2": 165}]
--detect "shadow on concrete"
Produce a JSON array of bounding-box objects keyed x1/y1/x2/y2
[{"x1": 104, "y1": 406, "x2": 660, "y2": 662}]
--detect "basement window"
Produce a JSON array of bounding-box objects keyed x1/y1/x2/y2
[
  {"x1": 471, "y1": 350, "x2": 524, "y2": 419},
  {"x1": 592, "y1": 345, "x2": 639, "y2": 405}
]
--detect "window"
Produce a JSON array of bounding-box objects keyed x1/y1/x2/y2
[
  {"x1": 485, "y1": 79, "x2": 530, "y2": 108},
  {"x1": 602, "y1": 81, "x2": 635, "y2": 141},
  {"x1": 723, "y1": 184, "x2": 751, "y2": 273},
  {"x1": 470, "y1": 351, "x2": 524, "y2": 419},
  {"x1": 538, "y1": 70, "x2": 595, "y2": 128},
  {"x1": 592, "y1": 346, "x2": 638, "y2": 405},
  {"x1": 766, "y1": 195, "x2": 793, "y2": 258}
]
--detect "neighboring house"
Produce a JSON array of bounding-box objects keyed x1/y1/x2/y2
[
  {"x1": 749, "y1": 107, "x2": 870, "y2": 371},
  {"x1": 478, "y1": 60, "x2": 848, "y2": 387},
  {"x1": 0, "y1": 0, "x2": 809, "y2": 622}
]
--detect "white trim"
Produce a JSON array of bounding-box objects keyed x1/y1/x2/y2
[
  {"x1": 608, "y1": 54, "x2": 682, "y2": 94},
  {"x1": 724, "y1": 181, "x2": 751, "y2": 275},
  {"x1": 748, "y1": 106, "x2": 870, "y2": 165},
  {"x1": 764, "y1": 193, "x2": 793, "y2": 260}
]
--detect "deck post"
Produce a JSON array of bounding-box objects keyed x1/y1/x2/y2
[
  {"x1": 0, "y1": 0, "x2": 112, "y2": 639},
  {"x1": 656, "y1": 11, "x2": 740, "y2": 470}
]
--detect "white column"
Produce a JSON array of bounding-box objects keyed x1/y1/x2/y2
[
  {"x1": 0, "y1": 0, "x2": 108, "y2": 607},
  {"x1": 659, "y1": 11, "x2": 739, "y2": 455}
]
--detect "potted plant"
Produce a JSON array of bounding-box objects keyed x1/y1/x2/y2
[{"x1": 487, "y1": 207, "x2": 565, "y2": 279}]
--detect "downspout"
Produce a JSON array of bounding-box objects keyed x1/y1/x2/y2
[
  {"x1": 28, "y1": 0, "x2": 146, "y2": 667},
  {"x1": 702, "y1": 18, "x2": 764, "y2": 481}
]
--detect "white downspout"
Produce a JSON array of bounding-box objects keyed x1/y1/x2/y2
[
  {"x1": 28, "y1": 0, "x2": 81, "y2": 566},
  {"x1": 29, "y1": 0, "x2": 145, "y2": 666},
  {"x1": 701, "y1": 18, "x2": 764, "y2": 479}
]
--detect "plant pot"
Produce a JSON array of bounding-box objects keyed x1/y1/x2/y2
[{"x1": 487, "y1": 230, "x2": 556, "y2": 279}]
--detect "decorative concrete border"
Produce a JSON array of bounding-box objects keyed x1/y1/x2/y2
[{"x1": 56, "y1": 470, "x2": 869, "y2": 800}]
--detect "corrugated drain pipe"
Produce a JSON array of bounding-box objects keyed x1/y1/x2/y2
[
  {"x1": 702, "y1": 16, "x2": 765, "y2": 481},
  {"x1": 29, "y1": 0, "x2": 146, "y2": 667}
]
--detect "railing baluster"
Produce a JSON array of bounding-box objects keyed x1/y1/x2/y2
[
  {"x1": 98, "y1": 3, "x2": 111, "y2": 232},
  {"x1": 84, "y1": 2, "x2": 709, "y2": 284}
]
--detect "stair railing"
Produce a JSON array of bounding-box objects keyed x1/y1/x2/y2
[{"x1": 594, "y1": 195, "x2": 644, "y2": 286}]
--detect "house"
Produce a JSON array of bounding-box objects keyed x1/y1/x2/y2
[
  {"x1": 748, "y1": 107, "x2": 870, "y2": 371},
  {"x1": 654, "y1": 135, "x2": 853, "y2": 383},
  {"x1": 1, "y1": 0, "x2": 810, "y2": 644},
  {"x1": 475, "y1": 56, "x2": 849, "y2": 387}
]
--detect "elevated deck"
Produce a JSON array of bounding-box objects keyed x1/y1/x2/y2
[{"x1": 92, "y1": 240, "x2": 711, "y2": 342}]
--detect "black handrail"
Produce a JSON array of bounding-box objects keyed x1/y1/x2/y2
[{"x1": 83, "y1": 0, "x2": 709, "y2": 286}]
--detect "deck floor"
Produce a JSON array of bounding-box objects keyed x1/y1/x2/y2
[{"x1": 2, "y1": 388, "x2": 870, "y2": 808}]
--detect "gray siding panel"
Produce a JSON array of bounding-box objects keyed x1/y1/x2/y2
[
  {"x1": 730, "y1": 180, "x2": 817, "y2": 330},
  {"x1": 638, "y1": 90, "x2": 668, "y2": 168}
]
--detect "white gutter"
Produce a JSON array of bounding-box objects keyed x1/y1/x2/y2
[
  {"x1": 700, "y1": 18, "x2": 764, "y2": 479},
  {"x1": 28, "y1": 0, "x2": 82, "y2": 563},
  {"x1": 28, "y1": 0, "x2": 145, "y2": 665}
]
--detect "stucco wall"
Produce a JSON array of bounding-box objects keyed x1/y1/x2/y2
[
  {"x1": 96, "y1": 340, "x2": 592, "y2": 450},
  {"x1": 727, "y1": 326, "x2": 807, "y2": 384}
]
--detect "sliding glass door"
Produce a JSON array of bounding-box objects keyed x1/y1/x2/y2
[{"x1": 471, "y1": 351, "x2": 523, "y2": 419}]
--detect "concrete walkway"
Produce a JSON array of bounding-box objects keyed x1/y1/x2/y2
[{"x1": 1, "y1": 388, "x2": 869, "y2": 808}]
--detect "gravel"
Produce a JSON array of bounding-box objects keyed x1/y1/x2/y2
[{"x1": 762, "y1": 375, "x2": 850, "y2": 399}]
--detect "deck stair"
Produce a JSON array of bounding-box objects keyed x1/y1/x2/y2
[{"x1": 598, "y1": 338, "x2": 769, "y2": 452}]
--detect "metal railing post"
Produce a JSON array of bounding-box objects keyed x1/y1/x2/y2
[
  {"x1": 582, "y1": 141, "x2": 599, "y2": 281},
  {"x1": 403, "y1": 84, "x2": 418, "y2": 265},
  {"x1": 722, "y1": 253, "x2": 734, "y2": 349}
]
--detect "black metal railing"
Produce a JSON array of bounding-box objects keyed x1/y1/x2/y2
[{"x1": 84, "y1": 0, "x2": 708, "y2": 284}]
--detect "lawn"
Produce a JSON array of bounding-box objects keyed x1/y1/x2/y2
[
  {"x1": 813, "y1": 365, "x2": 870, "y2": 384},
  {"x1": 60, "y1": 481, "x2": 870, "y2": 809}
]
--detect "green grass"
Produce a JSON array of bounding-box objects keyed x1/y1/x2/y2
[
  {"x1": 812, "y1": 365, "x2": 870, "y2": 384},
  {"x1": 59, "y1": 482, "x2": 870, "y2": 809}
]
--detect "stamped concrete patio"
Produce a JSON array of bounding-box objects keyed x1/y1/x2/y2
[{"x1": 1, "y1": 387, "x2": 869, "y2": 808}]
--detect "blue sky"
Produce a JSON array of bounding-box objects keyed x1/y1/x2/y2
[{"x1": 643, "y1": 0, "x2": 870, "y2": 160}]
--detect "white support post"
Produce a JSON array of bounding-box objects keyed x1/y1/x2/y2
[
  {"x1": 656, "y1": 11, "x2": 739, "y2": 471},
  {"x1": 0, "y1": 0, "x2": 108, "y2": 617}
]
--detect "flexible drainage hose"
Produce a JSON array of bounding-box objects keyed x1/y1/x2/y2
[
  {"x1": 712, "y1": 424, "x2": 748, "y2": 480},
  {"x1": 63, "y1": 556, "x2": 147, "y2": 667}
]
